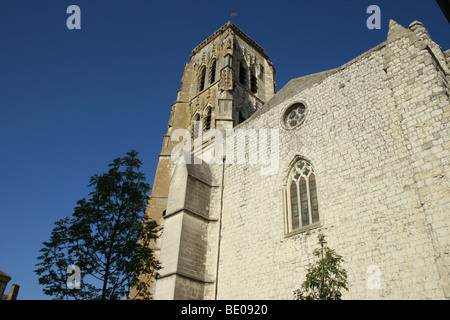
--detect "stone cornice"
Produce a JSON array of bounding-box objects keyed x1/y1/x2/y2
[{"x1": 190, "y1": 21, "x2": 269, "y2": 59}]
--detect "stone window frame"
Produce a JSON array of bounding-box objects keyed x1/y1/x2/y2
[
  {"x1": 281, "y1": 101, "x2": 308, "y2": 130},
  {"x1": 283, "y1": 157, "x2": 322, "y2": 236}
]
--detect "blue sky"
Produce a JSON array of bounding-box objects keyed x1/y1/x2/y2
[{"x1": 0, "y1": 0, "x2": 448, "y2": 300}]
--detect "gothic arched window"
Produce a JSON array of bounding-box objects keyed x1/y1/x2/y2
[
  {"x1": 198, "y1": 66, "x2": 206, "y2": 92},
  {"x1": 209, "y1": 59, "x2": 216, "y2": 84},
  {"x1": 285, "y1": 159, "x2": 320, "y2": 233}
]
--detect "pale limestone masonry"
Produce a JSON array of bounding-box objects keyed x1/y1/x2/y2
[{"x1": 150, "y1": 20, "x2": 449, "y2": 300}]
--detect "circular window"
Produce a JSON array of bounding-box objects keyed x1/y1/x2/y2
[{"x1": 282, "y1": 103, "x2": 306, "y2": 129}]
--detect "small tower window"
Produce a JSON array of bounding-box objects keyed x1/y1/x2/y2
[
  {"x1": 209, "y1": 59, "x2": 216, "y2": 84},
  {"x1": 239, "y1": 62, "x2": 247, "y2": 86},
  {"x1": 198, "y1": 66, "x2": 206, "y2": 92},
  {"x1": 204, "y1": 107, "x2": 212, "y2": 131}
]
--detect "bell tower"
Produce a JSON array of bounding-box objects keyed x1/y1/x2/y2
[{"x1": 141, "y1": 21, "x2": 275, "y2": 299}]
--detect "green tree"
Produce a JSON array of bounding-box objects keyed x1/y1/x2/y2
[
  {"x1": 294, "y1": 233, "x2": 348, "y2": 300},
  {"x1": 35, "y1": 150, "x2": 160, "y2": 300}
]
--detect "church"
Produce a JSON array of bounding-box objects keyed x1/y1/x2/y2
[{"x1": 142, "y1": 20, "x2": 449, "y2": 299}]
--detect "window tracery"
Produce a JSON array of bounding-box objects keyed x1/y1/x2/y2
[
  {"x1": 283, "y1": 103, "x2": 306, "y2": 129},
  {"x1": 286, "y1": 159, "x2": 320, "y2": 233}
]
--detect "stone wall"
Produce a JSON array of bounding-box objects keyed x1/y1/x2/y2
[{"x1": 154, "y1": 162, "x2": 217, "y2": 299}]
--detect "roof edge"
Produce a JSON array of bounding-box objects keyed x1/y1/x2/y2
[{"x1": 190, "y1": 21, "x2": 269, "y2": 59}]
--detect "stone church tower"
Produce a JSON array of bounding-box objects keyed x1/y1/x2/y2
[
  {"x1": 146, "y1": 21, "x2": 275, "y2": 227},
  {"x1": 142, "y1": 20, "x2": 449, "y2": 300},
  {"x1": 143, "y1": 22, "x2": 276, "y2": 298}
]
